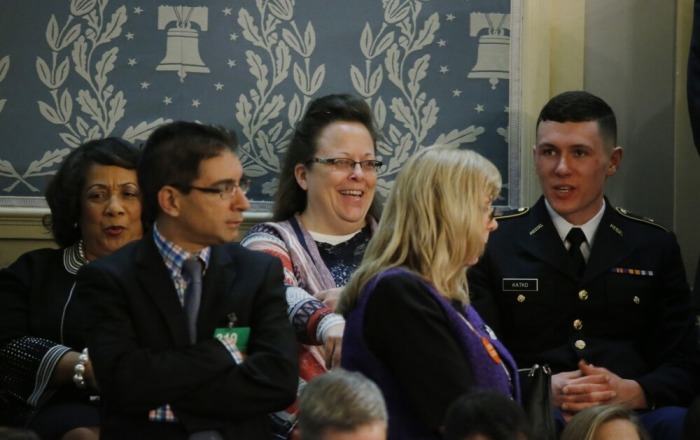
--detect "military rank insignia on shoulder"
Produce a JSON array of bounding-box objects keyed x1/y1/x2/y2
[
  {"x1": 614, "y1": 207, "x2": 668, "y2": 232},
  {"x1": 495, "y1": 207, "x2": 529, "y2": 220}
]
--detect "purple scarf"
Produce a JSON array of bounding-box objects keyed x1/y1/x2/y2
[{"x1": 342, "y1": 267, "x2": 520, "y2": 439}]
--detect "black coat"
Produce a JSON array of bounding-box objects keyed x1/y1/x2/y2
[
  {"x1": 0, "y1": 247, "x2": 92, "y2": 427},
  {"x1": 469, "y1": 197, "x2": 700, "y2": 408},
  {"x1": 76, "y1": 236, "x2": 299, "y2": 439}
]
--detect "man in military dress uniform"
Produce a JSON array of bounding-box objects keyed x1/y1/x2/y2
[{"x1": 469, "y1": 91, "x2": 700, "y2": 439}]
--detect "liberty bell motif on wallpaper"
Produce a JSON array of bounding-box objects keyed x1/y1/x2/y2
[
  {"x1": 157, "y1": 6, "x2": 210, "y2": 82},
  {"x1": 468, "y1": 13, "x2": 510, "y2": 90}
]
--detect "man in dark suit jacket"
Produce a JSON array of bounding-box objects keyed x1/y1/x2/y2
[
  {"x1": 77, "y1": 121, "x2": 298, "y2": 439},
  {"x1": 469, "y1": 91, "x2": 700, "y2": 439}
]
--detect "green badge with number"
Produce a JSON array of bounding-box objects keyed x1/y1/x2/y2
[{"x1": 213, "y1": 327, "x2": 250, "y2": 352}]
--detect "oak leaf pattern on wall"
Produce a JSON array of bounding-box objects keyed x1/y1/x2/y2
[{"x1": 0, "y1": 0, "x2": 516, "y2": 208}]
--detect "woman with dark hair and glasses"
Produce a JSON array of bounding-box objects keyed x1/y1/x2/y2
[
  {"x1": 0, "y1": 137, "x2": 143, "y2": 440},
  {"x1": 241, "y1": 93, "x2": 382, "y2": 438}
]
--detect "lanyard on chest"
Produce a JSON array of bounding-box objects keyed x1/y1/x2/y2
[{"x1": 457, "y1": 311, "x2": 512, "y2": 384}]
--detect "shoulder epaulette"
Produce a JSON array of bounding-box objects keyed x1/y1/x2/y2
[
  {"x1": 614, "y1": 207, "x2": 668, "y2": 232},
  {"x1": 495, "y1": 207, "x2": 529, "y2": 220}
]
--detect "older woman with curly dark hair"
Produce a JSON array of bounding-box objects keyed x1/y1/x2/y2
[{"x1": 0, "y1": 137, "x2": 143, "y2": 440}]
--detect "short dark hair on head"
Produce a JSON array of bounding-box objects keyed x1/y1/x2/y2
[
  {"x1": 138, "y1": 121, "x2": 238, "y2": 224},
  {"x1": 536, "y1": 90, "x2": 617, "y2": 148},
  {"x1": 443, "y1": 390, "x2": 531, "y2": 440},
  {"x1": 43, "y1": 137, "x2": 139, "y2": 248},
  {"x1": 273, "y1": 93, "x2": 380, "y2": 221}
]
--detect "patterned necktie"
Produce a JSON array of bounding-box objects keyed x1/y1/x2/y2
[
  {"x1": 182, "y1": 258, "x2": 203, "y2": 343},
  {"x1": 566, "y1": 228, "x2": 587, "y2": 278}
]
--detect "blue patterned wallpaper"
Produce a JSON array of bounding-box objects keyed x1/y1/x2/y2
[{"x1": 0, "y1": 0, "x2": 518, "y2": 211}]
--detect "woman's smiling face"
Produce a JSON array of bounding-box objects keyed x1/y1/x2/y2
[{"x1": 294, "y1": 121, "x2": 377, "y2": 235}]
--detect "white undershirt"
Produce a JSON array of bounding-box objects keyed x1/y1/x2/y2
[{"x1": 308, "y1": 228, "x2": 363, "y2": 245}]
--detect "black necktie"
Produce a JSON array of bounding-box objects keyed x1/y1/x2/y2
[
  {"x1": 182, "y1": 258, "x2": 203, "y2": 343},
  {"x1": 566, "y1": 228, "x2": 587, "y2": 277}
]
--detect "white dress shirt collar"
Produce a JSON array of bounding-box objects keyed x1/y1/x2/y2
[{"x1": 544, "y1": 199, "x2": 606, "y2": 257}]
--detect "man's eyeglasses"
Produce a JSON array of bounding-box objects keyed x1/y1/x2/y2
[
  {"x1": 305, "y1": 157, "x2": 384, "y2": 173},
  {"x1": 170, "y1": 178, "x2": 251, "y2": 200}
]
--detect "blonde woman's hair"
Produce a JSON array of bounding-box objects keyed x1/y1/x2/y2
[
  {"x1": 338, "y1": 146, "x2": 501, "y2": 315},
  {"x1": 560, "y1": 405, "x2": 651, "y2": 440}
]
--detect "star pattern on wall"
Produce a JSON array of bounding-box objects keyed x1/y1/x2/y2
[{"x1": 0, "y1": 1, "x2": 516, "y2": 208}]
